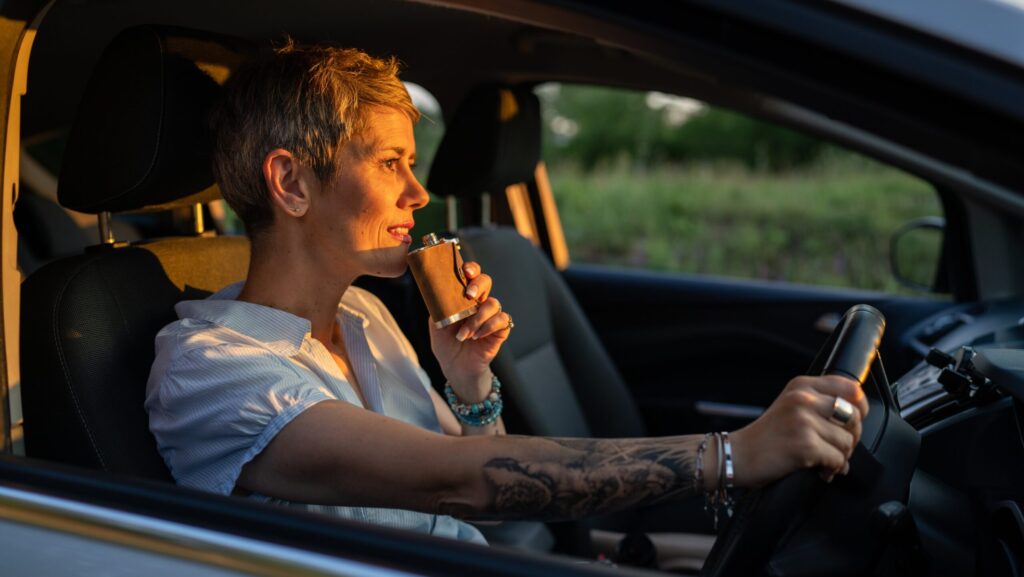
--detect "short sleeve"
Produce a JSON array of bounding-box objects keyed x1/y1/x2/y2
[{"x1": 146, "y1": 343, "x2": 334, "y2": 495}]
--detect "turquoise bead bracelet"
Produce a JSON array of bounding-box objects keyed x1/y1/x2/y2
[{"x1": 444, "y1": 375, "x2": 503, "y2": 426}]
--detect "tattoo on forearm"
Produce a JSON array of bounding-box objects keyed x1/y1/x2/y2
[{"x1": 451, "y1": 436, "x2": 698, "y2": 521}]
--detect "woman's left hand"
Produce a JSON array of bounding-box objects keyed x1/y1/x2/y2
[{"x1": 428, "y1": 261, "x2": 512, "y2": 401}]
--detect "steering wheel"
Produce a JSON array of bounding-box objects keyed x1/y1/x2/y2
[{"x1": 701, "y1": 304, "x2": 921, "y2": 577}]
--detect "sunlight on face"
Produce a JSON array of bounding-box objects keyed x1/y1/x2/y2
[{"x1": 310, "y1": 108, "x2": 430, "y2": 279}]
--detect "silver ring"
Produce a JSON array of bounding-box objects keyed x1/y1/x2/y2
[
  {"x1": 505, "y1": 313, "x2": 514, "y2": 332},
  {"x1": 831, "y1": 396, "x2": 854, "y2": 424}
]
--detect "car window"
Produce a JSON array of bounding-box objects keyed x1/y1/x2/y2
[
  {"x1": 536, "y1": 83, "x2": 947, "y2": 295},
  {"x1": 405, "y1": 82, "x2": 444, "y2": 184},
  {"x1": 406, "y1": 82, "x2": 447, "y2": 239}
]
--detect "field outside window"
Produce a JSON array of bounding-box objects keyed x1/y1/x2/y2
[{"x1": 536, "y1": 83, "x2": 945, "y2": 295}]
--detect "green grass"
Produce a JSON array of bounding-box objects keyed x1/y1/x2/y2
[{"x1": 549, "y1": 151, "x2": 944, "y2": 294}]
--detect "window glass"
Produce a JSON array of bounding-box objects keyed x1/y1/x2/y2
[
  {"x1": 406, "y1": 82, "x2": 444, "y2": 184},
  {"x1": 536, "y1": 83, "x2": 945, "y2": 294},
  {"x1": 407, "y1": 82, "x2": 447, "y2": 239}
]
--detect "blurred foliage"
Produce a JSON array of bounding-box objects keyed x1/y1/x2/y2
[
  {"x1": 538, "y1": 84, "x2": 822, "y2": 171},
  {"x1": 548, "y1": 151, "x2": 944, "y2": 294},
  {"x1": 892, "y1": 223, "x2": 944, "y2": 290},
  {"x1": 536, "y1": 83, "x2": 946, "y2": 294}
]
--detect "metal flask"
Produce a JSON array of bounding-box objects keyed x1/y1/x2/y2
[{"x1": 407, "y1": 233, "x2": 479, "y2": 328}]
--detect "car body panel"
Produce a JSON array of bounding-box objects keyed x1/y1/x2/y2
[{"x1": 0, "y1": 485, "x2": 417, "y2": 577}]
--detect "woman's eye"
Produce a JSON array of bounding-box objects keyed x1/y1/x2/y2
[{"x1": 383, "y1": 158, "x2": 399, "y2": 171}]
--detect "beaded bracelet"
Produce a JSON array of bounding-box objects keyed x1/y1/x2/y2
[{"x1": 443, "y1": 375, "x2": 503, "y2": 427}]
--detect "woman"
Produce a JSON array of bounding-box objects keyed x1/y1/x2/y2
[{"x1": 145, "y1": 42, "x2": 867, "y2": 545}]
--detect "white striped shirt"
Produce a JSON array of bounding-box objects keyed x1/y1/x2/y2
[{"x1": 145, "y1": 282, "x2": 485, "y2": 544}]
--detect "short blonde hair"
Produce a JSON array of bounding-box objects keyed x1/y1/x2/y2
[{"x1": 209, "y1": 41, "x2": 420, "y2": 238}]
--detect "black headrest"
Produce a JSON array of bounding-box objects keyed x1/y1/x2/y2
[
  {"x1": 59, "y1": 26, "x2": 255, "y2": 214},
  {"x1": 427, "y1": 85, "x2": 541, "y2": 199}
]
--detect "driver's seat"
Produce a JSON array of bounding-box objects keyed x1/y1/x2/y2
[{"x1": 20, "y1": 26, "x2": 254, "y2": 481}]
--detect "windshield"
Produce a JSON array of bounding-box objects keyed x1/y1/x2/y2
[{"x1": 831, "y1": 0, "x2": 1024, "y2": 69}]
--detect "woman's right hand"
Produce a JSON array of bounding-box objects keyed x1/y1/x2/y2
[
  {"x1": 428, "y1": 261, "x2": 510, "y2": 401},
  {"x1": 729, "y1": 375, "x2": 869, "y2": 489}
]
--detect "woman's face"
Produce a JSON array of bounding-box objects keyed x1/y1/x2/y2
[{"x1": 307, "y1": 107, "x2": 429, "y2": 279}]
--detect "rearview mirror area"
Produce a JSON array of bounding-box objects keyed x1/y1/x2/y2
[{"x1": 890, "y1": 217, "x2": 945, "y2": 293}]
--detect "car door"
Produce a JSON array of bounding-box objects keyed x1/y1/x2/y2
[{"x1": 564, "y1": 265, "x2": 955, "y2": 435}]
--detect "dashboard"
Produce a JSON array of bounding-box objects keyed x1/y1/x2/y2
[
  {"x1": 896, "y1": 299, "x2": 1024, "y2": 424},
  {"x1": 890, "y1": 299, "x2": 1024, "y2": 576}
]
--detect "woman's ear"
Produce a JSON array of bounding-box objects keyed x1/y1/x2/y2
[{"x1": 263, "y1": 148, "x2": 313, "y2": 218}]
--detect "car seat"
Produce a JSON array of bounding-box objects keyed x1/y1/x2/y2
[
  {"x1": 20, "y1": 26, "x2": 255, "y2": 481},
  {"x1": 427, "y1": 85, "x2": 647, "y2": 439}
]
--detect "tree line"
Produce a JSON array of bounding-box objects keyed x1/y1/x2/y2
[{"x1": 538, "y1": 84, "x2": 826, "y2": 171}]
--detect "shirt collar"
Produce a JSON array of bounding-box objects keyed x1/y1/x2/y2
[{"x1": 174, "y1": 282, "x2": 370, "y2": 356}]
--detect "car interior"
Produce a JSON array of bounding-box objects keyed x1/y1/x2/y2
[
  {"x1": 19, "y1": 23, "x2": 712, "y2": 563},
  {"x1": 5, "y1": 1, "x2": 1024, "y2": 576}
]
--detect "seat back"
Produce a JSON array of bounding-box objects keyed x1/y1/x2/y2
[
  {"x1": 460, "y1": 227, "x2": 644, "y2": 437},
  {"x1": 428, "y1": 86, "x2": 645, "y2": 438},
  {"x1": 20, "y1": 26, "x2": 254, "y2": 480},
  {"x1": 22, "y1": 238, "x2": 249, "y2": 479}
]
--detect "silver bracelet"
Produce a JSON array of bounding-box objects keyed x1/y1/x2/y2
[
  {"x1": 703, "y1": 432, "x2": 737, "y2": 529},
  {"x1": 703, "y1": 433, "x2": 721, "y2": 526},
  {"x1": 695, "y1": 433, "x2": 712, "y2": 493},
  {"x1": 721, "y1": 431, "x2": 734, "y2": 490},
  {"x1": 720, "y1": 431, "x2": 735, "y2": 518}
]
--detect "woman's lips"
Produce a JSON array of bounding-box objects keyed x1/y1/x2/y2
[{"x1": 387, "y1": 223, "x2": 414, "y2": 244}]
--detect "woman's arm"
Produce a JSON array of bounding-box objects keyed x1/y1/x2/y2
[
  {"x1": 446, "y1": 434, "x2": 703, "y2": 521},
  {"x1": 236, "y1": 397, "x2": 701, "y2": 521},
  {"x1": 237, "y1": 374, "x2": 865, "y2": 521}
]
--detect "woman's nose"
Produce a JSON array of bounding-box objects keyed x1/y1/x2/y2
[{"x1": 401, "y1": 172, "x2": 430, "y2": 209}]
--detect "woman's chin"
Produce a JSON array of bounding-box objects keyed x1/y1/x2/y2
[
  {"x1": 368, "y1": 260, "x2": 409, "y2": 279},
  {"x1": 357, "y1": 246, "x2": 411, "y2": 279}
]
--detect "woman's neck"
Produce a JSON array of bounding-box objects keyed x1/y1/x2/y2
[{"x1": 237, "y1": 237, "x2": 357, "y2": 344}]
